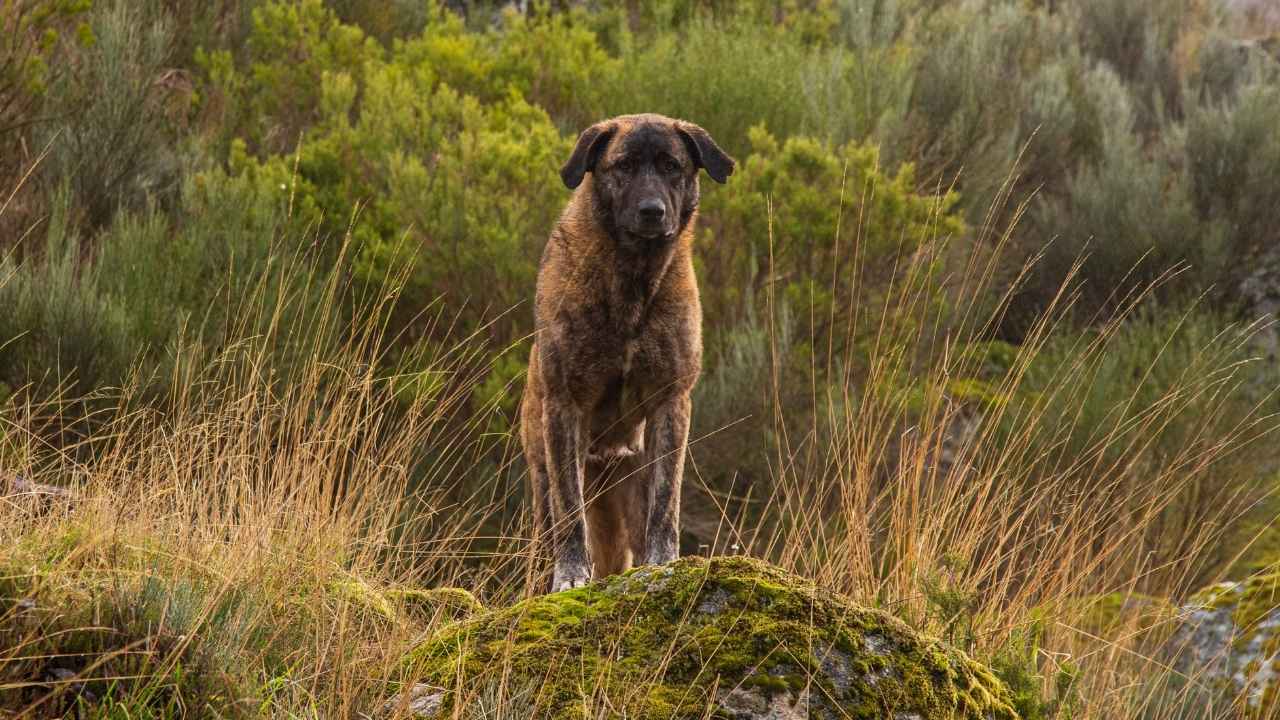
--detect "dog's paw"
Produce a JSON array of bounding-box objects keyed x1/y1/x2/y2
[{"x1": 551, "y1": 565, "x2": 592, "y2": 592}]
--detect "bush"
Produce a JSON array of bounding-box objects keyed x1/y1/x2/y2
[
  {"x1": 698, "y1": 125, "x2": 963, "y2": 356},
  {"x1": 0, "y1": 0, "x2": 94, "y2": 242},
  {"x1": 887, "y1": 0, "x2": 1052, "y2": 215},
  {"x1": 690, "y1": 126, "x2": 963, "y2": 492},
  {"x1": 1067, "y1": 0, "x2": 1207, "y2": 128},
  {"x1": 998, "y1": 305, "x2": 1280, "y2": 578},
  {"x1": 1183, "y1": 77, "x2": 1280, "y2": 282},
  {"x1": 0, "y1": 187, "x2": 134, "y2": 399},
  {"x1": 219, "y1": 90, "x2": 568, "y2": 345},
  {"x1": 1188, "y1": 29, "x2": 1280, "y2": 102},
  {"x1": 198, "y1": 0, "x2": 376, "y2": 160},
  {"x1": 1025, "y1": 99, "x2": 1225, "y2": 324},
  {"x1": 36, "y1": 0, "x2": 180, "y2": 229},
  {"x1": 596, "y1": 10, "x2": 911, "y2": 160},
  {"x1": 1015, "y1": 54, "x2": 1115, "y2": 199},
  {"x1": 0, "y1": 163, "x2": 353, "y2": 409},
  {"x1": 0, "y1": 0, "x2": 93, "y2": 156}
]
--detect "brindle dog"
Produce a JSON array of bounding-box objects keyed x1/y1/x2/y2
[{"x1": 520, "y1": 114, "x2": 734, "y2": 592}]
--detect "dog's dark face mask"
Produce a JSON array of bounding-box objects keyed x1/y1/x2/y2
[{"x1": 561, "y1": 116, "x2": 734, "y2": 249}]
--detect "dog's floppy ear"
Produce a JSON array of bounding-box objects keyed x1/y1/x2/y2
[
  {"x1": 560, "y1": 121, "x2": 617, "y2": 190},
  {"x1": 676, "y1": 122, "x2": 735, "y2": 184}
]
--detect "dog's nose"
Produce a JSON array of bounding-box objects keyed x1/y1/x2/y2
[{"x1": 638, "y1": 199, "x2": 666, "y2": 222}]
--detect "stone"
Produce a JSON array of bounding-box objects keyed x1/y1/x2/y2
[
  {"x1": 5, "y1": 474, "x2": 76, "y2": 502},
  {"x1": 400, "y1": 556, "x2": 1019, "y2": 720},
  {"x1": 1167, "y1": 570, "x2": 1280, "y2": 710},
  {"x1": 380, "y1": 683, "x2": 445, "y2": 718}
]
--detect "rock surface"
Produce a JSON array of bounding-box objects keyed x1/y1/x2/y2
[
  {"x1": 401, "y1": 556, "x2": 1019, "y2": 720},
  {"x1": 1167, "y1": 568, "x2": 1280, "y2": 710}
]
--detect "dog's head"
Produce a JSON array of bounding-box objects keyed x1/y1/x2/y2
[{"x1": 560, "y1": 114, "x2": 734, "y2": 245}]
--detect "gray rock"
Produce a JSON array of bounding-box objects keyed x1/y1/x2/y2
[
  {"x1": 380, "y1": 684, "x2": 445, "y2": 719},
  {"x1": 5, "y1": 474, "x2": 76, "y2": 506},
  {"x1": 399, "y1": 557, "x2": 1019, "y2": 720},
  {"x1": 1167, "y1": 575, "x2": 1280, "y2": 708},
  {"x1": 717, "y1": 685, "x2": 810, "y2": 720}
]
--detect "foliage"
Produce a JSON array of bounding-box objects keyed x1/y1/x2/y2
[
  {"x1": 1029, "y1": 118, "x2": 1225, "y2": 322},
  {"x1": 205, "y1": 1, "x2": 573, "y2": 343},
  {"x1": 202, "y1": 0, "x2": 382, "y2": 156},
  {"x1": 0, "y1": 186, "x2": 133, "y2": 398},
  {"x1": 1184, "y1": 77, "x2": 1280, "y2": 276},
  {"x1": 34, "y1": 0, "x2": 180, "y2": 229},
  {"x1": 0, "y1": 0, "x2": 93, "y2": 142},
  {"x1": 994, "y1": 306, "x2": 1280, "y2": 575},
  {"x1": 890, "y1": 0, "x2": 1049, "y2": 212},
  {"x1": 1066, "y1": 0, "x2": 1202, "y2": 129},
  {"x1": 700, "y1": 125, "x2": 962, "y2": 357}
]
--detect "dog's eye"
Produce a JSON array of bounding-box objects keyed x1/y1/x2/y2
[
  {"x1": 617, "y1": 158, "x2": 635, "y2": 173},
  {"x1": 662, "y1": 159, "x2": 680, "y2": 173}
]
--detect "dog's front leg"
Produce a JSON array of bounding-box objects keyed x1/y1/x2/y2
[
  {"x1": 544, "y1": 403, "x2": 591, "y2": 591},
  {"x1": 642, "y1": 394, "x2": 691, "y2": 566}
]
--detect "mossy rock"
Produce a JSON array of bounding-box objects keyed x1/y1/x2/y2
[
  {"x1": 401, "y1": 556, "x2": 1019, "y2": 719},
  {"x1": 330, "y1": 577, "x2": 482, "y2": 625},
  {"x1": 1168, "y1": 567, "x2": 1280, "y2": 714},
  {"x1": 387, "y1": 586, "x2": 483, "y2": 623},
  {"x1": 331, "y1": 576, "x2": 397, "y2": 621}
]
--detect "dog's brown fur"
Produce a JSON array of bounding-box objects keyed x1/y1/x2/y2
[{"x1": 520, "y1": 114, "x2": 734, "y2": 592}]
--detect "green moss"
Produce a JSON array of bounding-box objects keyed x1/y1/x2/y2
[
  {"x1": 1190, "y1": 568, "x2": 1280, "y2": 641},
  {"x1": 1182, "y1": 566, "x2": 1280, "y2": 714},
  {"x1": 387, "y1": 586, "x2": 483, "y2": 623},
  {"x1": 403, "y1": 557, "x2": 1019, "y2": 720},
  {"x1": 1229, "y1": 572, "x2": 1280, "y2": 636},
  {"x1": 330, "y1": 575, "x2": 396, "y2": 620}
]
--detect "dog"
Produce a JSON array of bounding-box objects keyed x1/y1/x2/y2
[{"x1": 520, "y1": 114, "x2": 734, "y2": 592}]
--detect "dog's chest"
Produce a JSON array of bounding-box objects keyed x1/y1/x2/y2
[
  {"x1": 621, "y1": 338, "x2": 639, "y2": 375},
  {"x1": 606, "y1": 338, "x2": 646, "y2": 412},
  {"x1": 584, "y1": 338, "x2": 649, "y2": 458}
]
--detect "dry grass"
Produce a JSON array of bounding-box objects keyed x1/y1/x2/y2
[{"x1": 1, "y1": 175, "x2": 1278, "y2": 719}]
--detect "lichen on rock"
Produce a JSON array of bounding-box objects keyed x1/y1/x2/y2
[
  {"x1": 401, "y1": 556, "x2": 1019, "y2": 719},
  {"x1": 1168, "y1": 567, "x2": 1280, "y2": 712}
]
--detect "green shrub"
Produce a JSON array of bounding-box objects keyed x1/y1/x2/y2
[
  {"x1": 200, "y1": 0, "x2": 382, "y2": 156},
  {"x1": 690, "y1": 127, "x2": 963, "y2": 492},
  {"x1": 596, "y1": 12, "x2": 910, "y2": 160},
  {"x1": 327, "y1": 0, "x2": 437, "y2": 43},
  {"x1": 1183, "y1": 77, "x2": 1280, "y2": 277},
  {"x1": 886, "y1": 0, "x2": 1054, "y2": 213},
  {"x1": 0, "y1": 187, "x2": 134, "y2": 398},
  {"x1": 998, "y1": 306, "x2": 1280, "y2": 576},
  {"x1": 205, "y1": 0, "x2": 596, "y2": 332},
  {"x1": 1189, "y1": 30, "x2": 1280, "y2": 102},
  {"x1": 1027, "y1": 101, "x2": 1224, "y2": 322},
  {"x1": 34, "y1": 0, "x2": 180, "y2": 229},
  {"x1": 470, "y1": 6, "x2": 619, "y2": 128},
  {"x1": 1015, "y1": 54, "x2": 1116, "y2": 199},
  {"x1": 598, "y1": 0, "x2": 839, "y2": 41},
  {"x1": 0, "y1": 165, "x2": 345, "y2": 406},
  {"x1": 1067, "y1": 0, "x2": 1206, "y2": 128},
  {"x1": 0, "y1": 0, "x2": 93, "y2": 153},
  {"x1": 698, "y1": 125, "x2": 963, "y2": 356},
  {"x1": 221, "y1": 81, "x2": 568, "y2": 341}
]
